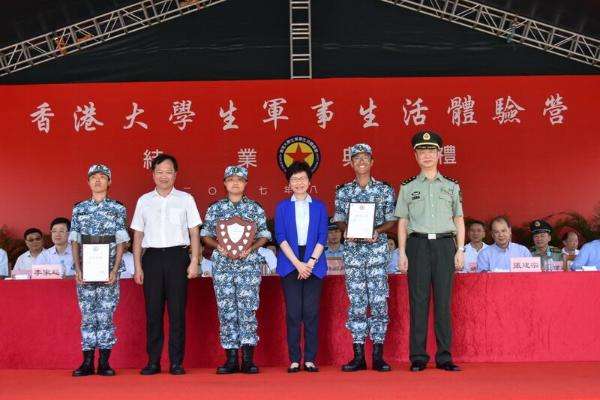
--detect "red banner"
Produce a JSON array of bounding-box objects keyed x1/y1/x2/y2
[{"x1": 1, "y1": 75, "x2": 599, "y2": 234}]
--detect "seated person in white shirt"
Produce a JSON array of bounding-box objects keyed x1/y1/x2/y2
[
  {"x1": 12, "y1": 227, "x2": 45, "y2": 277},
  {"x1": 463, "y1": 220, "x2": 488, "y2": 273},
  {"x1": 120, "y1": 240, "x2": 135, "y2": 279},
  {"x1": 0, "y1": 248, "x2": 8, "y2": 278},
  {"x1": 258, "y1": 245, "x2": 277, "y2": 275},
  {"x1": 34, "y1": 217, "x2": 76, "y2": 276},
  {"x1": 477, "y1": 216, "x2": 532, "y2": 272},
  {"x1": 561, "y1": 230, "x2": 580, "y2": 262}
]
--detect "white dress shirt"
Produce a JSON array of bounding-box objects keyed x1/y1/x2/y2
[
  {"x1": 463, "y1": 242, "x2": 488, "y2": 273},
  {"x1": 13, "y1": 250, "x2": 43, "y2": 276},
  {"x1": 0, "y1": 249, "x2": 8, "y2": 277},
  {"x1": 131, "y1": 187, "x2": 202, "y2": 248},
  {"x1": 292, "y1": 194, "x2": 312, "y2": 246},
  {"x1": 33, "y1": 243, "x2": 76, "y2": 276},
  {"x1": 258, "y1": 247, "x2": 277, "y2": 273}
]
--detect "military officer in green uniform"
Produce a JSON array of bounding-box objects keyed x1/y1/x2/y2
[
  {"x1": 395, "y1": 131, "x2": 465, "y2": 372},
  {"x1": 529, "y1": 220, "x2": 563, "y2": 271}
]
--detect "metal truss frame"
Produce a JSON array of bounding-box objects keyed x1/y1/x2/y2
[
  {"x1": 0, "y1": 0, "x2": 227, "y2": 77},
  {"x1": 289, "y1": 0, "x2": 312, "y2": 79},
  {"x1": 378, "y1": 0, "x2": 600, "y2": 68}
]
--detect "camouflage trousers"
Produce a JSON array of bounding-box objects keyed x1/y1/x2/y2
[
  {"x1": 343, "y1": 263, "x2": 389, "y2": 344},
  {"x1": 212, "y1": 262, "x2": 261, "y2": 349},
  {"x1": 76, "y1": 282, "x2": 120, "y2": 350}
]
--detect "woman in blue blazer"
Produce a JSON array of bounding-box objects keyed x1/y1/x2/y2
[{"x1": 275, "y1": 161, "x2": 328, "y2": 373}]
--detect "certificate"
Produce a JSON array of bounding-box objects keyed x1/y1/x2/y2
[
  {"x1": 82, "y1": 243, "x2": 110, "y2": 282},
  {"x1": 347, "y1": 202, "x2": 376, "y2": 239}
]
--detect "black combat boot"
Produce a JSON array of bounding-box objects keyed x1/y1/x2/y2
[
  {"x1": 341, "y1": 343, "x2": 367, "y2": 372},
  {"x1": 216, "y1": 349, "x2": 239, "y2": 374},
  {"x1": 372, "y1": 343, "x2": 391, "y2": 372},
  {"x1": 97, "y1": 349, "x2": 116, "y2": 376},
  {"x1": 72, "y1": 350, "x2": 95, "y2": 377},
  {"x1": 240, "y1": 345, "x2": 259, "y2": 374}
]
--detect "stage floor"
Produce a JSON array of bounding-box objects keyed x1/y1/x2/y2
[{"x1": 2, "y1": 363, "x2": 600, "y2": 400}]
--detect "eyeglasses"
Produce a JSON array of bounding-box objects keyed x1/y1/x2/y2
[{"x1": 289, "y1": 176, "x2": 309, "y2": 183}]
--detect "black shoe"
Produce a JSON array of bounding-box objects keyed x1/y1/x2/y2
[
  {"x1": 97, "y1": 349, "x2": 116, "y2": 376},
  {"x1": 410, "y1": 361, "x2": 427, "y2": 372},
  {"x1": 341, "y1": 343, "x2": 367, "y2": 372},
  {"x1": 140, "y1": 362, "x2": 161, "y2": 375},
  {"x1": 303, "y1": 362, "x2": 319, "y2": 372},
  {"x1": 216, "y1": 349, "x2": 239, "y2": 374},
  {"x1": 372, "y1": 343, "x2": 391, "y2": 372},
  {"x1": 436, "y1": 361, "x2": 461, "y2": 371},
  {"x1": 240, "y1": 345, "x2": 259, "y2": 374},
  {"x1": 287, "y1": 362, "x2": 300, "y2": 373},
  {"x1": 169, "y1": 364, "x2": 186, "y2": 375},
  {"x1": 72, "y1": 350, "x2": 95, "y2": 377}
]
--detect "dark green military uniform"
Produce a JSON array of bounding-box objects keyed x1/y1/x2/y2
[
  {"x1": 529, "y1": 219, "x2": 563, "y2": 271},
  {"x1": 395, "y1": 131, "x2": 463, "y2": 367}
]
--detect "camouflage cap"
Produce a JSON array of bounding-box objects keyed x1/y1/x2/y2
[
  {"x1": 350, "y1": 143, "x2": 372, "y2": 158},
  {"x1": 412, "y1": 131, "x2": 442, "y2": 150},
  {"x1": 530, "y1": 219, "x2": 552, "y2": 235},
  {"x1": 224, "y1": 165, "x2": 248, "y2": 180},
  {"x1": 87, "y1": 164, "x2": 111, "y2": 180}
]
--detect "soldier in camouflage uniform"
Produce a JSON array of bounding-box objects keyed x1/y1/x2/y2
[
  {"x1": 69, "y1": 164, "x2": 129, "y2": 377},
  {"x1": 201, "y1": 166, "x2": 271, "y2": 374},
  {"x1": 529, "y1": 220, "x2": 563, "y2": 271},
  {"x1": 333, "y1": 143, "x2": 397, "y2": 372}
]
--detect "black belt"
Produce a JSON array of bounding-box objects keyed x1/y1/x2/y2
[
  {"x1": 146, "y1": 246, "x2": 189, "y2": 252},
  {"x1": 81, "y1": 234, "x2": 115, "y2": 244},
  {"x1": 410, "y1": 232, "x2": 455, "y2": 240}
]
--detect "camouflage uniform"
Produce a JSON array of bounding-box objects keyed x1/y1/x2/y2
[
  {"x1": 69, "y1": 165, "x2": 129, "y2": 351},
  {"x1": 200, "y1": 166, "x2": 272, "y2": 349},
  {"x1": 333, "y1": 157, "x2": 397, "y2": 344}
]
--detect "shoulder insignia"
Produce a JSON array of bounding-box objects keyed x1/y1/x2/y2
[
  {"x1": 444, "y1": 176, "x2": 460, "y2": 184},
  {"x1": 401, "y1": 176, "x2": 417, "y2": 186},
  {"x1": 73, "y1": 200, "x2": 86, "y2": 207},
  {"x1": 335, "y1": 182, "x2": 350, "y2": 191},
  {"x1": 380, "y1": 181, "x2": 393, "y2": 188}
]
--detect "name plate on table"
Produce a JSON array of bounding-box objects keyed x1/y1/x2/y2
[
  {"x1": 217, "y1": 216, "x2": 256, "y2": 259},
  {"x1": 347, "y1": 202, "x2": 376, "y2": 240},
  {"x1": 82, "y1": 244, "x2": 110, "y2": 282},
  {"x1": 327, "y1": 257, "x2": 345, "y2": 275},
  {"x1": 510, "y1": 257, "x2": 542, "y2": 272},
  {"x1": 31, "y1": 264, "x2": 64, "y2": 279},
  {"x1": 581, "y1": 266, "x2": 598, "y2": 272}
]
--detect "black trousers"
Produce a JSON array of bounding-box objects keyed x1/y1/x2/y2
[
  {"x1": 142, "y1": 246, "x2": 189, "y2": 365},
  {"x1": 406, "y1": 236, "x2": 455, "y2": 364},
  {"x1": 281, "y1": 247, "x2": 323, "y2": 363}
]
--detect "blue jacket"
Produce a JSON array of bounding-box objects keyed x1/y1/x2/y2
[{"x1": 274, "y1": 197, "x2": 329, "y2": 279}]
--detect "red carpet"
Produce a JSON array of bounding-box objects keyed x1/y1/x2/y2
[{"x1": 2, "y1": 363, "x2": 600, "y2": 400}]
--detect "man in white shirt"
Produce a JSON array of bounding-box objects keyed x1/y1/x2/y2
[
  {"x1": 463, "y1": 220, "x2": 488, "y2": 273},
  {"x1": 34, "y1": 217, "x2": 75, "y2": 276},
  {"x1": 13, "y1": 228, "x2": 45, "y2": 276},
  {"x1": 131, "y1": 154, "x2": 202, "y2": 376},
  {"x1": 0, "y1": 248, "x2": 8, "y2": 278}
]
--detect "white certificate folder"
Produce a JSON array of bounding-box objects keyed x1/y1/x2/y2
[
  {"x1": 82, "y1": 244, "x2": 110, "y2": 282},
  {"x1": 346, "y1": 202, "x2": 376, "y2": 239}
]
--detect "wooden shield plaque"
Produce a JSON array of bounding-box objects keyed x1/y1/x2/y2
[{"x1": 217, "y1": 216, "x2": 257, "y2": 259}]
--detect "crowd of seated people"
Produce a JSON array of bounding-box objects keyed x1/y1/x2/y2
[{"x1": 3, "y1": 214, "x2": 600, "y2": 279}]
